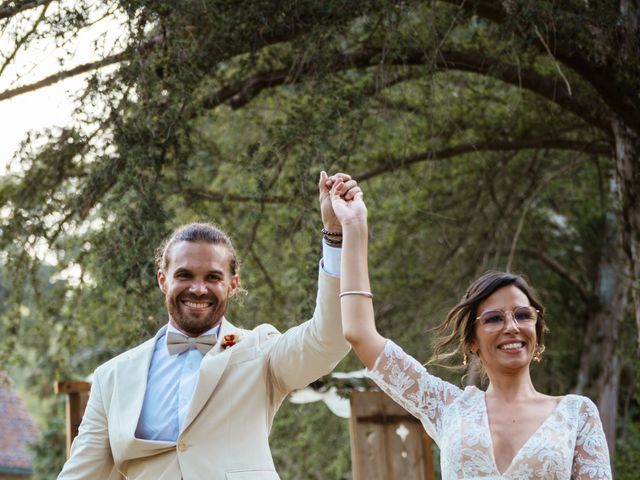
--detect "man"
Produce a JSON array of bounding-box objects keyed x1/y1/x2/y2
[{"x1": 58, "y1": 172, "x2": 361, "y2": 480}]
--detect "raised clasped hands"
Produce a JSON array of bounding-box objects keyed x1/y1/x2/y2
[
  {"x1": 326, "y1": 173, "x2": 367, "y2": 229},
  {"x1": 318, "y1": 171, "x2": 365, "y2": 231}
]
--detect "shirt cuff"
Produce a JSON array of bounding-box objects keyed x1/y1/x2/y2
[{"x1": 321, "y1": 239, "x2": 341, "y2": 277}]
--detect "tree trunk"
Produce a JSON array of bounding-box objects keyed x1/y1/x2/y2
[
  {"x1": 574, "y1": 209, "x2": 629, "y2": 457},
  {"x1": 612, "y1": 118, "x2": 640, "y2": 349},
  {"x1": 574, "y1": 269, "x2": 626, "y2": 457},
  {"x1": 598, "y1": 353, "x2": 620, "y2": 457},
  {"x1": 595, "y1": 263, "x2": 627, "y2": 458}
]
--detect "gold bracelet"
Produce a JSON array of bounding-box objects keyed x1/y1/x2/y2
[{"x1": 339, "y1": 290, "x2": 373, "y2": 298}]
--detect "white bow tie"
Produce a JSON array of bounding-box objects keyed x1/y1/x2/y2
[{"x1": 166, "y1": 331, "x2": 217, "y2": 355}]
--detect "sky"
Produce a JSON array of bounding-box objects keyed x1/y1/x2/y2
[
  {"x1": 0, "y1": 2, "x2": 124, "y2": 173},
  {"x1": 0, "y1": 76, "x2": 87, "y2": 173},
  {"x1": 0, "y1": 2, "x2": 125, "y2": 280}
]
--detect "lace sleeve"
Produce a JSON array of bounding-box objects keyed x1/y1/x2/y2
[
  {"x1": 366, "y1": 339, "x2": 462, "y2": 443},
  {"x1": 572, "y1": 397, "x2": 612, "y2": 479}
]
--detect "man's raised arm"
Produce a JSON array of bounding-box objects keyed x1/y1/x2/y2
[{"x1": 265, "y1": 172, "x2": 362, "y2": 392}]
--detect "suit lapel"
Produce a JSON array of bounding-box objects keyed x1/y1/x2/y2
[
  {"x1": 180, "y1": 318, "x2": 236, "y2": 433},
  {"x1": 114, "y1": 326, "x2": 175, "y2": 458}
]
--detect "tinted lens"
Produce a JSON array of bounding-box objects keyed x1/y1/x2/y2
[
  {"x1": 514, "y1": 306, "x2": 537, "y2": 322},
  {"x1": 479, "y1": 311, "x2": 505, "y2": 328}
]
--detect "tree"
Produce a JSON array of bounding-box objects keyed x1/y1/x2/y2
[{"x1": 2, "y1": 0, "x2": 637, "y2": 333}]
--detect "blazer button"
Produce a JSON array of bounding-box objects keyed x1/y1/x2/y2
[{"x1": 177, "y1": 440, "x2": 188, "y2": 452}]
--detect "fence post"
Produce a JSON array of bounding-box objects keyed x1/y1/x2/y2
[{"x1": 54, "y1": 380, "x2": 91, "y2": 456}]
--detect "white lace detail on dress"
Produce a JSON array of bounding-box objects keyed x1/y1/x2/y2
[{"x1": 366, "y1": 340, "x2": 612, "y2": 480}]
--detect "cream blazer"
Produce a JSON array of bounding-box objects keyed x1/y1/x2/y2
[{"x1": 57, "y1": 268, "x2": 349, "y2": 480}]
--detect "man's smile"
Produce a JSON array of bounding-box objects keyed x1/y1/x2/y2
[{"x1": 181, "y1": 298, "x2": 214, "y2": 310}]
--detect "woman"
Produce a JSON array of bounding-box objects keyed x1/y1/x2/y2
[{"x1": 328, "y1": 178, "x2": 612, "y2": 479}]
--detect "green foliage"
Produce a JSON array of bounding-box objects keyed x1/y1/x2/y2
[
  {"x1": 271, "y1": 400, "x2": 352, "y2": 479},
  {"x1": 29, "y1": 402, "x2": 67, "y2": 480},
  {"x1": 615, "y1": 397, "x2": 640, "y2": 480}
]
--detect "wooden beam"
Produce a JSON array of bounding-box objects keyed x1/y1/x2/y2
[{"x1": 54, "y1": 380, "x2": 91, "y2": 456}]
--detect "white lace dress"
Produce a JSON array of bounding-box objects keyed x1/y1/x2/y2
[{"x1": 366, "y1": 340, "x2": 612, "y2": 479}]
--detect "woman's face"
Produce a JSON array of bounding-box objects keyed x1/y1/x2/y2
[{"x1": 471, "y1": 284, "x2": 538, "y2": 374}]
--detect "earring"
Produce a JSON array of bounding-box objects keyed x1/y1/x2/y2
[
  {"x1": 533, "y1": 344, "x2": 545, "y2": 362},
  {"x1": 463, "y1": 352, "x2": 469, "y2": 366}
]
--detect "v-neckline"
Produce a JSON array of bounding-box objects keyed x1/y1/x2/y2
[{"x1": 482, "y1": 392, "x2": 568, "y2": 476}]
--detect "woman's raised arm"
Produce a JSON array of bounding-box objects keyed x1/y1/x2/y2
[{"x1": 328, "y1": 176, "x2": 386, "y2": 368}]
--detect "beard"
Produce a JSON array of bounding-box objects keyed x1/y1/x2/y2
[{"x1": 166, "y1": 291, "x2": 229, "y2": 336}]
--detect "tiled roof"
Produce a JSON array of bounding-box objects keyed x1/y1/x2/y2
[{"x1": 0, "y1": 374, "x2": 39, "y2": 471}]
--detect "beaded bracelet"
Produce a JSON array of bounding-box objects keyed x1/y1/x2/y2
[
  {"x1": 321, "y1": 227, "x2": 343, "y2": 238},
  {"x1": 323, "y1": 236, "x2": 342, "y2": 247}
]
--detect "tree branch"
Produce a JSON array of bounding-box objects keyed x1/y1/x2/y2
[
  {"x1": 202, "y1": 45, "x2": 612, "y2": 136},
  {"x1": 440, "y1": 0, "x2": 640, "y2": 132},
  {"x1": 519, "y1": 247, "x2": 592, "y2": 304},
  {"x1": 0, "y1": 50, "x2": 127, "y2": 101},
  {"x1": 0, "y1": 0, "x2": 49, "y2": 77},
  {"x1": 0, "y1": 0, "x2": 52, "y2": 20},
  {"x1": 506, "y1": 156, "x2": 580, "y2": 272},
  {"x1": 355, "y1": 138, "x2": 611, "y2": 181},
  {"x1": 181, "y1": 187, "x2": 288, "y2": 204},
  {"x1": 371, "y1": 95, "x2": 428, "y2": 116},
  {"x1": 201, "y1": 47, "x2": 381, "y2": 110},
  {"x1": 248, "y1": 246, "x2": 282, "y2": 302},
  {"x1": 0, "y1": 6, "x2": 377, "y2": 103},
  {"x1": 435, "y1": 49, "x2": 612, "y2": 134}
]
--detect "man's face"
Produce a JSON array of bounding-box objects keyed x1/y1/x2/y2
[{"x1": 157, "y1": 241, "x2": 239, "y2": 336}]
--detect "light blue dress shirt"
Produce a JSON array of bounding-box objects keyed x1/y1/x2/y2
[
  {"x1": 135, "y1": 322, "x2": 221, "y2": 441},
  {"x1": 135, "y1": 242, "x2": 340, "y2": 442}
]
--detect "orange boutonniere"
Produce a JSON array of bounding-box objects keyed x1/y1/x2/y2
[{"x1": 222, "y1": 332, "x2": 245, "y2": 349}]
